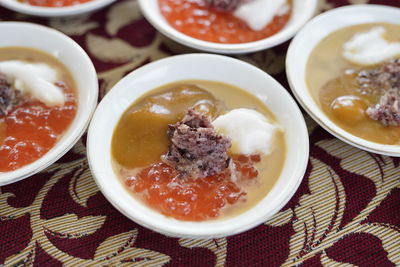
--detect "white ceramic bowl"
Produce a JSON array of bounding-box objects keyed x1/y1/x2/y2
[
  {"x1": 87, "y1": 54, "x2": 309, "y2": 238},
  {"x1": 138, "y1": 0, "x2": 318, "y2": 54},
  {"x1": 0, "y1": 0, "x2": 116, "y2": 17},
  {"x1": 286, "y1": 5, "x2": 400, "y2": 156},
  {"x1": 0, "y1": 22, "x2": 98, "y2": 186}
]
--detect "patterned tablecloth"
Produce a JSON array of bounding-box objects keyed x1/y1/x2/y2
[{"x1": 0, "y1": 0, "x2": 399, "y2": 266}]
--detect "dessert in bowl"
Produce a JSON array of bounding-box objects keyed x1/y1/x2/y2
[
  {"x1": 87, "y1": 54, "x2": 309, "y2": 238},
  {"x1": 138, "y1": 0, "x2": 318, "y2": 54},
  {"x1": 0, "y1": 22, "x2": 98, "y2": 186},
  {"x1": 0, "y1": 0, "x2": 117, "y2": 17},
  {"x1": 286, "y1": 5, "x2": 400, "y2": 156}
]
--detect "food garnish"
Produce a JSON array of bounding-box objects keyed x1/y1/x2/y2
[
  {"x1": 162, "y1": 108, "x2": 231, "y2": 179},
  {"x1": 359, "y1": 59, "x2": 400, "y2": 126},
  {"x1": 159, "y1": 0, "x2": 291, "y2": 43},
  {"x1": 0, "y1": 48, "x2": 77, "y2": 172}
]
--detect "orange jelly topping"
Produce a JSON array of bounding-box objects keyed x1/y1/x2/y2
[
  {"x1": 125, "y1": 155, "x2": 260, "y2": 221},
  {"x1": 22, "y1": 0, "x2": 92, "y2": 7},
  {"x1": 159, "y1": 0, "x2": 291, "y2": 44},
  {"x1": 0, "y1": 82, "x2": 76, "y2": 172}
]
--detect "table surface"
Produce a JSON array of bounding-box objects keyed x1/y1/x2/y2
[{"x1": 0, "y1": 0, "x2": 399, "y2": 266}]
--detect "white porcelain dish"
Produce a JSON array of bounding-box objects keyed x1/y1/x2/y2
[
  {"x1": 138, "y1": 0, "x2": 318, "y2": 54},
  {"x1": 0, "y1": 0, "x2": 116, "y2": 17},
  {"x1": 0, "y1": 22, "x2": 98, "y2": 186},
  {"x1": 286, "y1": 5, "x2": 400, "y2": 156},
  {"x1": 87, "y1": 54, "x2": 309, "y2": 238}
]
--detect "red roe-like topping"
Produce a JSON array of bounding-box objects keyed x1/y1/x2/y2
[
  {"x1": 159, "y1": 0, "x2": 291, "y2": 44},
  {"x1": 125, "y1": 155, "x2": 260, "y2": 221},
  {"x1": 233, "y1": 154, "x2": 260, "y2": 179},
  {"x1": 0, "y1": 82, "x2": 76, "y2": 172}
]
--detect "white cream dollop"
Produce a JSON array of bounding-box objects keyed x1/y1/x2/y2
[
  {"x1": 234, "y1": 0, "x2": 288, "y2": 31},
  {"x1": 212, "y1": 108, "x2": 280, "y2": 155},
  {"x1": 0, "y1": 60, "x2": 65, "y2": 106},
  {"x1": 343, "y1": 27, "x2": 400, "y2": 66}
]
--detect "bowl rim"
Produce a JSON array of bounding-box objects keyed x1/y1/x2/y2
[
  {"x1": 138, "y1": 0, "x2": 318, "y2": 54},
  {"x1": 286, "y1": 4, "x2": 400, "y2": 156},
  {"x1": 0, "y1": 0, "x2": 117, "y2": 17},
  {"x1": 87, "y1": 53, "x2": 309, "y2": 238},
  {"x1": 0, "y1": 21, "x2": 98, "y2": 186}
]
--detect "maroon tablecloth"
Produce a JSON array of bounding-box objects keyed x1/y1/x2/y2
[{"x1": 0, "y1": 0, "x2": 399, "y2": 266}]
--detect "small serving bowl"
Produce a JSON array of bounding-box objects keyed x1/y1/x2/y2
[
  {"x1": 0, "y1": 0, "x2": 116, "y2": 17},
  {"x1": 138, "y1": 0, "x2": 318, "y2": 54},
  {"x1": 87, "y1": 54, "x2": 309, "y2": 238},
  {"x1": 0, "y1": 22, "x2": 98, "y2": 186},
  {"x1": 286, "y1": 5, "x2": 400, "y2": 157}
]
